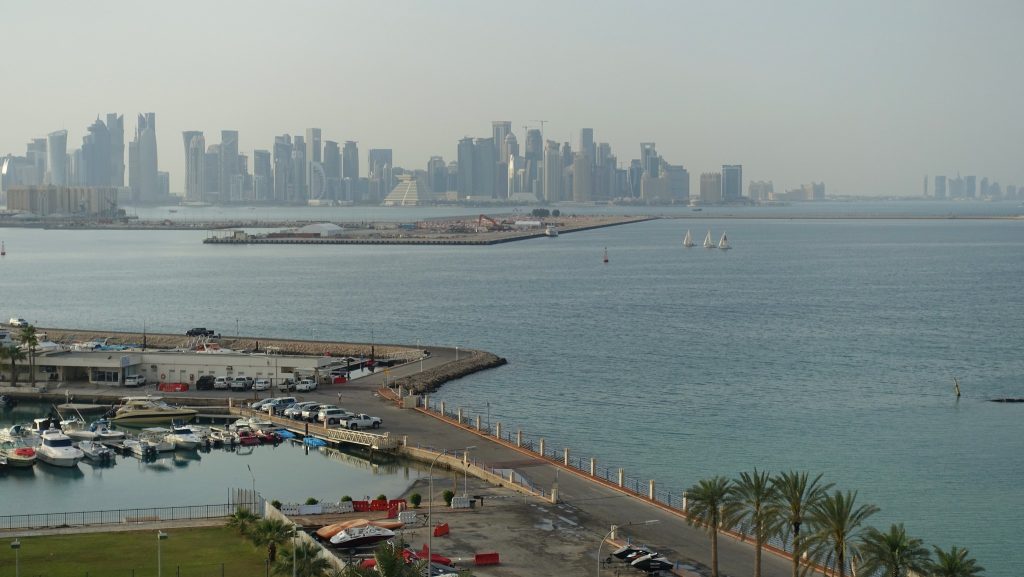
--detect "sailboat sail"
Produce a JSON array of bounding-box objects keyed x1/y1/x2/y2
[
  {"x1": 683, "y1": 230, "x2": 694, "y2": 248},
  {"x1": 718, "y1": 233, "x2": 731, "y2": 250},
  {"x1": 703, "y1": 230, "x2": 714, "y2": 249}
]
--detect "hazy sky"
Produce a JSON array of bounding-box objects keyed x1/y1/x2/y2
[{"x1": 4, "y1": 0, "x2": 1022, "y2": 196}]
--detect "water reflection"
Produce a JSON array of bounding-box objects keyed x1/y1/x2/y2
[{"x1": 36, "y1": 463, "x2": 85, "y2": 479}]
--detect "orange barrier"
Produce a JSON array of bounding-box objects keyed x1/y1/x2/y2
[
  {"x1": 474, "y1": 552, "x2": 500, "y2": 566},
  {"x1": 432, "y1": 523, "x2": 449, "y2": 537}
]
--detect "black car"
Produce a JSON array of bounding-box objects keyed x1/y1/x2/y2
[
  {"x1": 195, "y1": 375, "x2": 216, "y2": 390},
  {"x1": 186, "y1": 327, "x2": 215, "y2": 337}
]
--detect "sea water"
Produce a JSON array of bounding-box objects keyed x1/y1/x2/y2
[{"x1": 1, "y1": 205, "x2": 1021, "y2": 574}]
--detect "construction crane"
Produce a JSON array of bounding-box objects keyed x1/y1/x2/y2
[{"x1": 477, "y1": 214, "x2": 501, "y2": 231}]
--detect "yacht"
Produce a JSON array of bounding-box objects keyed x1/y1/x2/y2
[
  {"x1": 166, "y1": 425, "x2": 202, "y2": 450},
  {"x1": 36, "y1": 428, "x2": 84, "y2": 467},
  {"x1": 76, "y1": 440, "x2": 115, "y2": 464},
  {"x1": 110, "y1": 397, "x2": 197, "y2": 424}
]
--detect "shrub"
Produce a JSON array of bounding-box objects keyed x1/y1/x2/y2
[
  {"x1": 409, "y1": 493, "x2": 422, "y2": 508},
  {"x1": 552, "y1": 209, "x2": 561, "y2": 216},
  {"x1": 340, "y1": 495, "x2": 352, "y2": 502},
  {"x1": 270, "y1": 499, "x2": 282, "y2": 509},
  {"x1": 443, "y1": 490, "x2": 455, "y2": 506},
  {"x1": 375, "y1": 494, "x2": 387, "y2": 501},
  {"x1": 304, "y1": 497, "x2": 319, "y2": 505}
]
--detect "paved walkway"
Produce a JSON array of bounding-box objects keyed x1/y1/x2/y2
[{"x1": 8, "y1": 347, "x2": 802, "y2": 577}]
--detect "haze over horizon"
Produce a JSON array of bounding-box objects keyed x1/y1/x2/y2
[{"x1": 3, "y1": 0, "x2": 1022, "y2": 197}]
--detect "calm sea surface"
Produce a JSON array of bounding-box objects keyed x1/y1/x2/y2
[{"x1": 1, "y1": 202, "x2": 1022, "y2": 575}]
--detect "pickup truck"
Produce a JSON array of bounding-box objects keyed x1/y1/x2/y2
[
  {"x1": 340, "y1": 413, "x2": 382, "y2": 430},
  {"x1": 124, "y1": 375, "x2": 147, "y2": 387}
]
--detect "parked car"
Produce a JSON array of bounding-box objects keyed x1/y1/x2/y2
[
  {"x1": 267, "y1": 397, "x2": 298, "y2": 415},
  {"x1": 313, "y1": 405, "x2": 340, "y2": 423},
  {"x1": 186, "y1": 327, "x2": 216, "y2": 337},
  {"x1": 124, "y1": 374, "x2": 147, "y2": 387},
  {"x1": 285, "y1": 402, "x2": 317, "y2": 420},
  {"x1": 320, "y1": 407, "x2": 355, "y2": 426},
  {"x1": 251, "y1": 397, "x2": 278, "y2": 410},
  {"x1": 341, "y1": 414, "x2": 383, "y2": 430},
  {"x1": 277, "y1": 378, "x2": 296, "y2": 392},
  {"x1": 230, "y1": 377, "x2": 253, "y2": 391},
  {"x1": 8, "y1": 317, "x2": 28, "y2": 327},
  {"x1": 300, "y1": 404, "x2": 323, "y2": 421},
  {"x1": 253, "y1": 378, "x2": 271, "y2": 391},
  {"x1": 195, "y1": 375, "x2": 216, "y2": 390},
  {"x1": 213, "y1": 376, "x2": 230, "y2": 390},
  {"x1": 295, "y1": 379, "x2": 317, "y2": 392}
]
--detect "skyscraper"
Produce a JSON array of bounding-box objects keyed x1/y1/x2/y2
[
  {"x1": 473, "y1": 138, "x2": 496, "y2": 198},
  {"x1": 129, "y1": 113, "x2": 159, "y2": 202},
  {"x1": 272, "y1": 135, "x2": 292, "y2": 202},
  {"x1": 205, "y1": 145, "x2": 220, "y2": 199},
  {"x1": 722, "y1": 165, "x2": 742, "y2": 202},
  {"x1": 342, "y1": 141, "x2": 359, "y2": 201},
  {"x1": 253, "y1": 149, "x2": 271, "y2": 201},
  {"x1": 572, "y1": 152, "x2": 592, "y2": 202},
  {"x1": 543, "y1": 140, "x2": 562, "y2": 202},
  {"x1": 457, "y1": 137, "x2": 474, "y2": 198},
  {"x1": 427, "y1": 156, "x2": 447, "y2": 194},
  {"x1": 524, "y1": 129, "x2": 543, "y2": 195},
  {"x1": 367, "y1": 149, "x2": 393, "y2": 202},
  {"x1": 492, "y1": 121, "x2": 512, "y2": 161},
  {"x1": 934, "y1": 175, "x2": 947, "y2": 198},
  {"x1": 323, "y1": 140, "x2": 340, "y2": 201},
  {"x1": 700, "y1": 172, "x2": 722, "y2": 204},
  {"x1": 81, "y1": 118, "x2": 111, "y2": 187},
  {"x1": 46, "y1": 130, "x2": 67, "y2": 186},
  {"x1": 182, "y1": 131, "x2": 205, "y2": 202},
  {"x1": 219, "y1": 130, "x2": 239, "y2": 201},
  {"x1": 106, "y1": 113, "x2": 124, "y2": 187},
  {"x1": 640, "y1": 143, "x2": 658, "y2": 179},
  {"x1": 305, "y1": 128, "x2": 321, "y2": 198}
]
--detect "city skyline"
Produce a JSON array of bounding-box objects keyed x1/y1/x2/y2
[{"x1": 1, "y1": 1, "x2": 1022, "y2": 196}]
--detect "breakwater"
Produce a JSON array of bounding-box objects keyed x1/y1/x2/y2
[{"x1": 391, "y1": 349, "x2": 507, "y2": 394}]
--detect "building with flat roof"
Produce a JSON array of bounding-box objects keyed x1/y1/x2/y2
[{"x1": 6, "y1": 185, "x2": 121, "y2": 217}]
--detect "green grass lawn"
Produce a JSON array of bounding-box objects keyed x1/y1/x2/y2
[{"x1": 1, "y1": 526, "x2": 271, "y2": 577}]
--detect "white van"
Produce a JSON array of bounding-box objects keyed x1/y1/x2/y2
[
  {"x1": 124, "y1": 375, "x2": 147, "y2": 387},
  {"x1": 213, "y1": 376, "x2": 230, "y2": 390}
]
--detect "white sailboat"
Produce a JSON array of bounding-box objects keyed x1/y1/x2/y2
[
  {"x1": 703, "y1": 230, "x2": 715, "y2": 249},
  {"x1": 718, "y1": 232, "x2": 731, "y2": 250},
  {"x1": 683, "y1": 230, "x2": 694, "y2": 248}
]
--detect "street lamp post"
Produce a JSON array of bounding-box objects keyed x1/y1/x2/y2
[
  {"x1": 462, "y1": 445, "x2": 477, "y2": 496},
  {"x1": 596, "y1": 519, "x2": 660, "y2": 576},
  {"x1": 11, "y1": 539, "x2": 20, "y2": 577},
  {"x1": 157, "y1": 531, "x2": 168, "y2": 577}
]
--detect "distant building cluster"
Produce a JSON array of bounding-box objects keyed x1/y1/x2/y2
[
  {"x1": 25, "y1": 112, "x2": 1007, "y2": 208},
  {"x1": 929, "y1": 174, "x2": 1019, "y2": 200}
]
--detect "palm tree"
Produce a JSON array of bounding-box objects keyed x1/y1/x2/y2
[
  {"x1": 225, "y1": 506, "x2": 260, "y2": 536},
  {"x1": 18, "y1": 325, "x2": 38, "y2": 387},
  {"x1": 685, "y1": 476, "x2": 733, "y2": 577},
  {"x1": 805, "y1": 490, "x2": 878, "y2": 577},
  {"x1": 250, "y1": 517, "x2": 296, "y2": 558},
  {"x1": 767, "y1": 471, "x2": 832, "y2": 577},
  {"x1": 273, "y1": 541, "x2": 331, "y2": 577},
  {"x1": 724, "y1": 469, "x2": 777, "y2": 577},
  {"x1": 858, "y1": 523, "x2": 931, "y2": 577},
  {"x1": 1, "y1": 344, "x2": 26, "y2": 386},
  {"x1": 928, "y1": 545, "x2": 985, "y2": 577}
]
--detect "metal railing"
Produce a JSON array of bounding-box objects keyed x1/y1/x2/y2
[{"x1": 0, "y1": 503, "x2": 242, "y2": 531}]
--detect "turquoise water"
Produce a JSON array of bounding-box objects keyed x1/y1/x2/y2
[{"x1": 1, "y1": 204, "x2": 1022, "y2": 574}]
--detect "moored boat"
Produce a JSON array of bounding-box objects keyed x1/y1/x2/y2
[
  {"x1": 0, "y1": 441, "x2": 37, "y2": 467},
  {"x1": 166, "y1": 425, "x2": 202, "y2": 450},
  {"x1": 76, "y1": 440, "x2": 115, "y2": 464},
  {"x1": 544, "y1": 226, "x2": 559, "y2": 237},
  {"x1": 123, "y1": 438, "x2": 158, "y2": 459},
  {"x1": 110, "y1": 397, "x2": 197, "y2": 424},
  {"x1": 139, "y1": 428, "x2": 176, "y2": 452},
  {"x1": 36, "y1": 428, "x2": 84, "y2": 467},
  {"x1": 328, "y1": 524, "x2": 395, "y2": 548}
]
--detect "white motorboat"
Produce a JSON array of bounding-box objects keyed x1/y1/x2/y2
[
  {"x1": 166, "y1": 425, "x2": 202, "y2": 450},
  {"x1": 123, "y1": 438, "x2": 158, "y2": 459},
  {"x1": 544, "y1": 226, "x2": 559, "y2": 237},
  {"x1": 683, "y1": 229, "x2": 695, "y2": 248},
  {"x1": 718, "y1": 232, "x2": 731, "y2": 250},
  {"x1": 232, "y1": 416, "x2": 273, "y2": 430},
  {"x1": 703, "y1": 229, "x2": 715, "y2": 249},
  {"x1": 139, "y1": 427, "x2": 176, "y2": 452},
  {"x1": 110, "y1": 397, "x2": 197, "y2": 424},
  {"x1": 210, "y1": 428, "x2": 239, "y2": 446},
  {"x1": 328, "y1": 525, "x2": 395, "y2": 548},
  {"x1": 76, "y1": 440, "x2": 115, "y2": 464},
  {"x1": 89, "y1": 419, "x2": 125, "y2": 442},
  {"x1": 60, "y1": 417, "x2": 100, "y2": 441},
  {"x1": 36, "y1": 428, "x2": 84, "y2": 467}
]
